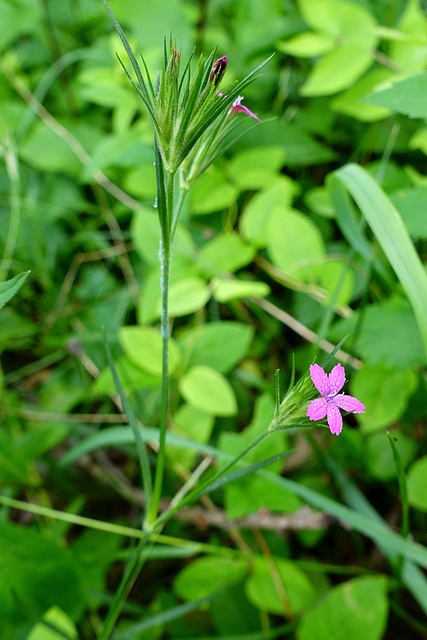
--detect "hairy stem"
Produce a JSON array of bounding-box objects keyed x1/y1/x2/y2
[{"x1": 148, "y1": 169, "x2": 175, "y2": 525}]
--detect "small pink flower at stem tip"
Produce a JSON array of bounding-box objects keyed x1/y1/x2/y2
[
  {"x1": 230, "y1": 95, "x2": 259, "y2": 121},
  {"x1": 210, "y1": 55, "x2": 228, "y2": 85},
  {"x1": 307, "y1": 363, "x2": 364, "y2": 436}
]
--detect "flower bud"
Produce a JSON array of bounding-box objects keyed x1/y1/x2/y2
[{"x1": 210, "y1": 55, "x2": 228, "y2": 86}]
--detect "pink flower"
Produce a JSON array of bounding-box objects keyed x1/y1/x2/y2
[
  {"x1": 230, "y1": 95, "x2": 259, "y2": 121},
  {"x1": 307, "y1": 363, "x2": 364, "y2": 436}
]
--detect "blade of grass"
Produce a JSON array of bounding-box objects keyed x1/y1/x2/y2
[
  {"x1": 104, "y1": 335, "x2": 152, "y2": 520},
  {"x1": 198, "y1": 448, "x2": 296, "y2": 497},
  {"x1": 324, "y1": 453, "x2": 427, "y2": 616},
  {"x1": 387, "y1": 432, "x2": 410, "y2": 541},
  {"x1": 62, "y1": 425, "x2": 427, "y2": 570},
  {"x1": 328, "y1": 163, "x2": 427, "y2": 356},
  {"x1": 114, "y1": 594, "x2": 214, "y2": 639}
]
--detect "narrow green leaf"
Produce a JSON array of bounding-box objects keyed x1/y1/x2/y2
[
  {"x1": 114, "y1": 595, "x2": 213, "y2": 639},
  {"x1": 104, "y1": 335, "x2": 152, "y2": 515},
  {"x1": 101, "y1": 0, "x2": 155, "y2": 118},
  {"x1": 0, "y1": 270, "x2": 30, "y2": 311},
  {"x1": 329, "y1": 163, "x2": 427, "y2": 356},
  {"x1": 325, "y1": 455, "x2": 427, "y2": 616},
  {"x1": 61, "y1": 425, "x2": 427, "y2": 572},
  {"x1": 199, "y1": 449, "x2": 296, "y2": 497},
  {"x1": 387, "y1": 432, "x2": 410, "y2": 540}
]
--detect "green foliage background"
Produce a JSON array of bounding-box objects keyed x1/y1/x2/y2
[{"x1": 1, "y1": 0, "x2": 427, "y2": 638}]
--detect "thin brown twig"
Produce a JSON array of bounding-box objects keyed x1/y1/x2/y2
[{"x1": 251, "y1": 297, "x2": 362, "y2": 369}]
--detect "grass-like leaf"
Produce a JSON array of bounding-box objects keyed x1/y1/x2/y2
[
  {"x1": 114, "y1": 594, "x2": 214, "y2": 639},
  {"x1": 326, "y1": 453, "x2": 427, "y2": 616},
  {"x1": 329, "y1": 163, "x2": 427, "y2": 356},
  {"x1": 198, "y1": 448, "x2": 296, "y2": 497},
  {"x1": 62, "y1": 425, "x2": 427, "y2": 572},
  {"x1": 104, "y1": 335, "x2": 152, "y2": 516}
]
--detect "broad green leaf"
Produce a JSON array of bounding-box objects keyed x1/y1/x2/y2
[
  {"x1": 240, "y1": 178, "x2": 300, "y2": 247},
  {"x1": 210, "y1": 584, "x2": 264, "y2": 636},
  {"x1": 331, "y1": 68, "x2": 394, "y2": 122},
  {"x1": 298, "y1": 260, "x2": 354, "y2": 307},
  {"x1": 75, "y1": 66, "x2": 138, "y2": 108},
  {"x1": 277, "y1": 32, "x2": 334, "y2": 57},
  {"x1": 221, "y1": 394, "x2": 300, "y2": 518},
  {"x1": 179, "y1": 365, "x2": 237, "y2": 416},
  {"x1": 27, "y1": 607, "x2": 78, "y2": 640},
  {"x1": 0, "y1": 271, "x2": 29, "y2": 311},
  {"x1": 390, "y1": 187, "x2": 427, "y2": 239},
  {"x1": 168, "y1": 277, "x2": 211, "y2": 317},
  {"x1": 174, "y1": 556, "x2": 248, "y2": 601},
  {"x1": 298, "y1": 0, "x2": 377, "y2": 47},
  {"x1": 0, "y1": 0, "x2": 39, "y2": 51},
  {"x1": 355, "y1": 297, "x2": 427, "y2": 369},
  {"x1": 227, "y1": 146, "x2": 286, "y2": 190},
  {"x1": 113, "y1": 0, "x2": 192, "y2": 51},
  {"x1": 300, "y1": 45, "x2": 373, "y2": 96},
  {"x1": 0, "y1": 522, "x2": 85, "y2": 624},
  {"x1": 173, "y1": 403, "x2": 214, "y2": 445},
  {"x1": 266, "y1": 208, "x2": 325, "y2": 278},
  {"x1": 407, "y1": 456, "x2": 427, "y2": 511},
  {"x1": 366, "y1": 432, "x2": 417, "y2": 481},
  {"x1": 365, "y1": 73, "x2": 427, "y2": 118},
  {"x1": 178, "y1": 321, "x2": 254, "y2": 373},
  {"x1": 351, "y1": 364, "x2": 418, "y2": 432},
  {"x1": 119, "y1": 326, "x2": 181, "y2": 376},
  {"x1": 91, "y1": 356, "x2": 161, "y2": 396},
  {"x1": 329, "y1": 163, "x2": 427, "y2": 355},
  {"x1": 213, "y1": 278, "x2": 270, "y2": 302},
  {"x1": 297, "y1": 576, "x2": 388, "y2": 640},
  {"x1": 131, "y1": 207, "x2": 194, "y2": 265},
  {"x1": 189, "y1": 168, "x2": 238, "y2": 215},
  {"x1": 21, "y1": 119, "x2": 101, "y2": 177},
  {"x1": 245, "y1": 556, "x2": 316, "y2": 616},
  {"x1": 304, "y1": 186, "x2": 334, "y2": 218},
  {"x1": 170, "y1": 403, "x2": 214, "y2": 468},
  {"x1": 198, "y1": 233, "x2": 255, "y2": 277},
  {"x1": 410, "y1": 127, "x2": 427, "y2": 155},
  {"x1": 388, "y1": 0, "x2": 427, "y2": 73},
  {"x1": 123, "y1": 164, "x2": 156, "y2": 200}
]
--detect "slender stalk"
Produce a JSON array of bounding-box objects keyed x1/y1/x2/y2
[
  {"x1": 148, "y1": 169, "x2": 175, "y2": 525},
  {"x1": 0, "y1": 140, "x2": 20, "y2": 282},
  {"x1": 99, "y1": 531, "x2": 153, "y2": 640}
]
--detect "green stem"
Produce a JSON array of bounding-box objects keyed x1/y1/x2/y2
[
  {"x1": 149, "y1": 169, "x2": 175, "y2": 525},
  {"x1": 99, "y1": 531, "x2": 153, "y2": 640}
]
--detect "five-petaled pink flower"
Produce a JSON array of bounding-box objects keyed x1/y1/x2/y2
[{"x1": 307, "y1": 363, "x2": 364, "y2": 436}]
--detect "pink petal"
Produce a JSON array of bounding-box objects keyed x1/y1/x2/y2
[
  {"x1": 309, "y1": 364, "x2": 329, "y2": 396},
  {"x1": 335, "y1": 394, "x2": 365, "y2": 414},
  {"x1": 307, "y1": 397, "x2": 328, "y2": 421},
  {"x1": 328, "y1": 363, "x2": 345, "y2": 396},
  {"x1": 327, "y1": 404, "x2": 343, "y2": 436},
  {"x1": 231, "y1": 96, "x2": 260, "y2": 121}
]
